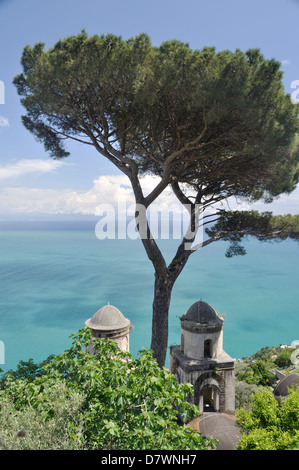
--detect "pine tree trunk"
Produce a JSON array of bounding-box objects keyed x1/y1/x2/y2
[
  {"x1": 150, "y1": 274, "x2": 173, "y2": 368},
  {"x1": 132, "y1": 189, "x2": 197, "y2": 368}
]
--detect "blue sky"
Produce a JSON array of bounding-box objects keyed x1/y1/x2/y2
[{"x1": 0, "y1": 0, "x2": 299, "y2": 219}]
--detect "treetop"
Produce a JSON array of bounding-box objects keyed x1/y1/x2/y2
[{"x1": 14, "y1": 31, "x2": 299, "y2": 204}]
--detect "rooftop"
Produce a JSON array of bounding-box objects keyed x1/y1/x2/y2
[
  {"x1": 181, "y1": 300, "x2": 224, "y2": 326},
  {"x1": 85, "y1": 303, "x2": 130, "y2": 331},
  {"x1": 274, "y1": 373, "x2": 299, "y2": 399}
]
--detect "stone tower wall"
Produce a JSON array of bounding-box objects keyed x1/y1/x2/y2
[{"x1": 181, "y1": 325, "x2": 223, "y2": 360}]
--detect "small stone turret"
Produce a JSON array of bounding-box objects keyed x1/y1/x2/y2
[{"x1": 85, "y1": 303, "x2": 131, "y2": 353}]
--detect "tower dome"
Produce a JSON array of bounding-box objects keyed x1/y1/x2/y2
[
  {"x1": 182, "y1": 300, "x2": 223, "y2": 327},
  {"x1": 85, "y1": 303, "x2": 131, "y2": 353},
  {"x1": 85, "y1": 304, "x2": 130, "y2": 331}
]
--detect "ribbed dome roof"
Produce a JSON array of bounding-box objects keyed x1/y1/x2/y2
[
  {"x1": 274, "y1": 373, "x2": 299, "y2": 398},
  {"x1": 85, "y1": 304, "x2": 130, "y2": 331},
  {"x1": 181, "y1": 300, "x2": 223, "y2": 326}
]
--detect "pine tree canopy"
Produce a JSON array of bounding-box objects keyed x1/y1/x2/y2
[{"x1": 14, "y1": 31, "x2": 299, "y2": 205}]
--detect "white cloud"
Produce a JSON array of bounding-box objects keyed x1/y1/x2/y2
[
  {"x1": 0, "y1": 175, "x2": 134, "y2": 215},
  {"x1": 0, "y1": 173, "x2": 180, "y2": 216},
  {"x1": 0, "y1": 159, "x2": 67, "y2": 180},
  {"x1": 0, "y1": 171, "x2": 298, "y2": 217},
  {"x1": 0, "y1": 116, "x2": 9, "y2": 127}
]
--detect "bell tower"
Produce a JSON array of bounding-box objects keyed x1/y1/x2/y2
[{"x1": 169, "y1": 300, "x2": 235, "y2": 414}]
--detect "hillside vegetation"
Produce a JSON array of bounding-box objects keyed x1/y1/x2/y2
[{"x1": 235, "y1": 344, "x2": 299, "y2": 450}]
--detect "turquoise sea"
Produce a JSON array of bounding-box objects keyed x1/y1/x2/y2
[{"x1": 0, "y1": 220, "x2": 298, "y2": 373}]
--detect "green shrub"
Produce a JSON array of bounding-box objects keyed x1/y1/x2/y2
[
  {"x1": 235, "y1": 381, "x2": 259, "y2": 409},
  {"x1": 275, "y1": 348, "x2": 296, "y2": 368},
  {"x1": 0, "y1": 328, "x2": 216, "y2": 450},
  {"x1": 237, "y1": 360, "x2": 275, "y2": 386},
  {"x1": 0, "y1": 381, "x2": 86, "y2": 450},
  {"x1": 236, "y1": 387, "x2": 299, "y2": 450}
]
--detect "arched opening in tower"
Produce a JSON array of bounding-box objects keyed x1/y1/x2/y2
[{"x1": 203, "y1": 386, "x2": 219, "y2": 412}]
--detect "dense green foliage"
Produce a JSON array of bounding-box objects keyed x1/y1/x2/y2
[
  {"x1": 235, "y1": 346, "x2": 298, "y2": 392},
  {"x1": 0, "y1": 381, "x2": 86, "y2": 450},
  {"x1": 237, "y1": 360, "x2": 276, "y2": 386},
  {"x1": 0, "y1": 329, "x2": 215, "y2": 450},
  {"x1": 234, "y1": 345, "x2": 298, "y2": 411},
  {"x1": 236, "y1": 387, "x2": 299, "y2": 450},
  {"x1": 0, "y1": 356, "x2": 55, "y2": 382},
  {"x1": 275, "y1": 348, "x2": 296, "y2": 368},
  {"x1": 235, "y1": 344, "x2": 299, "y2": 450},
  {"x1": 1, "y1": 337, "x2": 299, "y2": 450},
  {"x1": 247, "y1": 345, "x2": 279, "y2": 362},
  {"x1": 206, "y1": 211, "x2": 299, "y2": 258},
  {"x1": 234, "y1": 381, "x2": 259, "y2": 410},
  {"x1": 235, "y1": 345, "x2": 299, "y2": 384}
]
